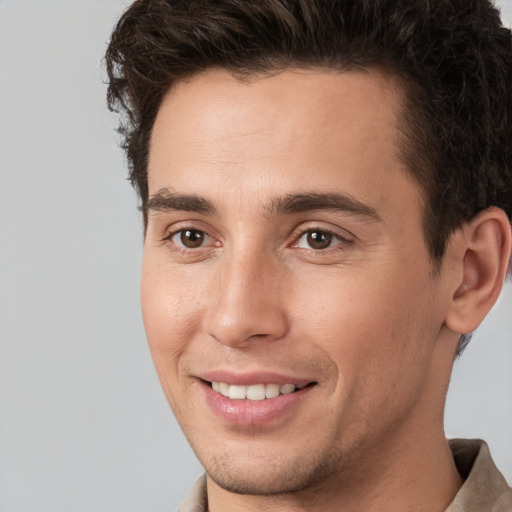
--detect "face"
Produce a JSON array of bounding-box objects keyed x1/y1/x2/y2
[{"x1": 142, "y1": 69, "x2": 453, "y2": 496}]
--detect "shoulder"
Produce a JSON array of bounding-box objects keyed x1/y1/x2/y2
[
  {"x1": 447, "y1": 439, "x2": 512, "y2": 512},
  {"x1": 177, "y1": 475, "x2": 208, "y2": 512}
]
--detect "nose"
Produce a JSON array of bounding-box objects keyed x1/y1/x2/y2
[{"x1": 204, "y1": 250, "x2": 289, "y2": 348}]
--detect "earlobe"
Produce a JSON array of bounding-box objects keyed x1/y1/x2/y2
[{"x1": 445, "y1": 207, "x2": 512, "y2": 335}]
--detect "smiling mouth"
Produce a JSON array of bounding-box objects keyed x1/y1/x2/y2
[{"x1": 207, "y1": 381, "x2": 315, "y2": 401}]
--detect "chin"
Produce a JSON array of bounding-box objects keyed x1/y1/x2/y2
[{"x1": 199, "y1": 446, "x2": 343, "y2": 496}]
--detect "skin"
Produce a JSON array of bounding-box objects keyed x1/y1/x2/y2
[{"x1": 141, "y1": 68, "x2": 507, "y2": 512}]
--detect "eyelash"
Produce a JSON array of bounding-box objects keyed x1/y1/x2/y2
[
  {"x1": 162, "y1": 225, "x2": 353, "y2": 254},
  {"x1": 163, "y1": 226, "x2": 216, "y2": 251},
  {"x1": 291, "y1": 226, "x2": 353, "y2": 253}
]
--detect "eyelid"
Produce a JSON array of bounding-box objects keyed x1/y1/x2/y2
[
  {"x1": 161, "y1": 222, "x2": 220, "y2": 250},
  {"x1": 162, "y1": 226, "x2": 206, "y2": 241},
  {"x1": 160, "y1": 218, "x2": 211, "y2": 239},
  {"x1": 290, "y1": 223, "x2": 354, "y2": 245},
  {"x1": 159, "y1": 220, "x2": 354, "y2": 254},
  {"x1": 296, "y1": 231, "x2": 341, "y2": 250}
]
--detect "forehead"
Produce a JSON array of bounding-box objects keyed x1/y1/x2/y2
[{"x1": 148, "y1": 68, "x2": 420, "y2": 218}]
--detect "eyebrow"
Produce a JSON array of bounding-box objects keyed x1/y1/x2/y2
[
  {"x1": 147, "y1": 188, "x2": 217, "y2": 215},
  {"x1": 146, "y1": 188, "x2": 381, "y2": 221},
  {"x1": 266, "y1": 192, "x2": 382, "y2": 221}
]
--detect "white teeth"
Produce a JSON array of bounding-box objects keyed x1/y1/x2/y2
[
  {"x1": 280, "y1": 383, "x2": 296, "y2": 395},
  {"x1": 211, "y1": 381, "x2": 307, "y2": 400},
  {"x1": 246, "y1": 384, "x2": 266, "y2": 401},
  {"x1": 228, "y1": 385, "x2": 246, "y2": 400},
  {"x1": 265, "y1": 383, "x2": 280, "y2": 399},
  {"x1": 219, "y1": 382, "x2": 229, "y2": 396}
]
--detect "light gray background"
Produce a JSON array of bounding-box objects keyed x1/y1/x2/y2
[{"x1": 0, "y1": 1, "x2": 510, "y2": 510}]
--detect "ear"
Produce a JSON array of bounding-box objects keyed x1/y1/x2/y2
[{"x1": 444, "y1": 207, "x2": 511, "y2": 334}]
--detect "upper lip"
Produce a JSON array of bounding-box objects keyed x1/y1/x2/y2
[{"x1": 198, "y1": 370, "x2": 314, "y2": 387}]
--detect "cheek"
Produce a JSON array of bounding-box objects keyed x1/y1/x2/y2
[
  {"x1": 140, "y1": 256, "x2": 204, "y2": 387},
  {"x1": 296, "y1": 269, "x2": 439, "y2": 446},
  {"x1": 294, "y1": 261, "x2": 437, "y2": 389}
]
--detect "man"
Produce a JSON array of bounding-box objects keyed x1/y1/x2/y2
[{"x1": 105, "y1": 1, "x2": 512, "y2": 510}]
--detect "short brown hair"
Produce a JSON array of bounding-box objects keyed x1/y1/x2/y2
[{"x1": 106, "y1": 0, "x2": 512, "y2": 274}]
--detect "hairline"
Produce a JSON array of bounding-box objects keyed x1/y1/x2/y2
[{"x1": 144, "y1": 63, "x2": 444, "y2": 268}]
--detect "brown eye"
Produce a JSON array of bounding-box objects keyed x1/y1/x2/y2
[
  {"x1": 172, "y1": 229, "x2": 208, "y2": 249},
  {"x1": 296, "y1": 229, "x2": 342, "y2": 250},
  {"x1": 307, "y1": 230, "x2": 333, "y2": 249}
]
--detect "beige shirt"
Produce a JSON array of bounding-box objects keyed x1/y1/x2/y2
[{"x1": 178, "y1": 439, "x2": 512, "y2": 512}]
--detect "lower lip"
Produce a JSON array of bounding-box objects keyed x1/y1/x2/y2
[{"x1": 200, "y1": 382, "x2": 314, "y2": 426}]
